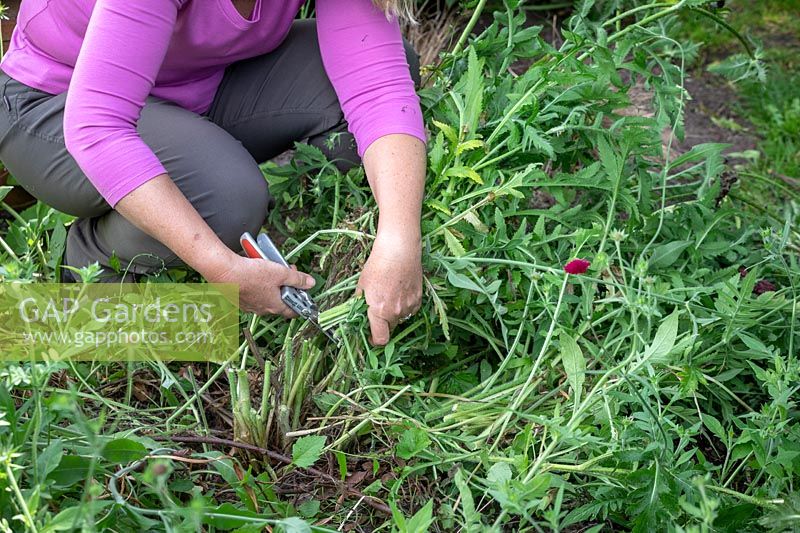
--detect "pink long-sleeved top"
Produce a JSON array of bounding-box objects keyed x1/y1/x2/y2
[{"x1": 0, "y1": 0, "x2": 427, "y2": 207}]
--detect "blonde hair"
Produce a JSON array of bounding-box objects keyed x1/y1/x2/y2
[{"x1": 373, "y1": 0, "x2": 417, "y2": 23}]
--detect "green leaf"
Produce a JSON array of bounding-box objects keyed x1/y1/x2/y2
[
  {"x1": 405, "y1": 499, "x2": 434, "y2": 533},
  {"x1": 464, "y1": 211, "x2": 489, "y2": 233},
  {"x1": 597, "y1": 135, "x2": 621, "y2": 182},
  {"x1": 454, "y1": 469, "x2": 480, "y2": 529},
  {"x1": 47, "y1": 455, "x2": 91, "y2": 488},
  {"x1": 41, "y1": 501, "x2": 113, "y2": 533},
  {"x1": 431, "y1": 119, "x2": 458, "y2": 145},
  {"x1": 0, "y1": 186, "x2": 12, "y2": 203},
  {"x1": 41, "y1": 506, "x2": 82, "y2": 532},
  {"x1": 446, "y1": 270, "x2": 482, "y2": 293},
  {"x1": 701, "y1": 413, "x2": 726, "y2": 442},
  {"x1": 456, "y1": 139, "x2": 484, "y2": 155},
  {"x1": 650, "y1": 240, "x2": 692, "y2": 269},
  {"x1": 37, "y1": 439, "x2": 64, "y2": 481},
  {"x1": 560, "y1": 333, "x2": 585, "y2": 405},
  {"x1": 424, "y1": 199, "x2": 451, "y2": 216},
  {"x1": 102, "y1": 438, "x2": 148, "y2": 464},
  {"x1": 396, "y1": 427, "x2": 431, "y2": 460},
  {"x1": 277, "y1": 517, "x2": 312, "y2": 533},
  {"x1": 526, "y1": 128, "x2": 555, "y2": 159},
  {"x1": 297, "y1": 499, "x2": 320, "y2": 519},
  {"x1": 334, "y1": 450, "x2": 347, "y2": 481},
  {"x1": 666, "y1": 143, "x2": 728, "y2": 171},
  {"x1": 462, "y1": 47, "x2": 484, "y2": 138},
  {"x1": 292, "y1": 435, "x2": 326, "y2": 468},
  {"x1": 430, "y1": 288, "x2": 450, "y2": 340},
  {"x1": 200, "y1": 451, "x2": 240, "y2": 486},
  {"x1": 445, "y1": 166, "x2": 484, "y2": 184},
  {"x1": 487, "y1": 462, "x2": 512, "y2": 486},
  {"x1": 643, "y1": 310, "x2": 679, "y2": 364},
  {"x1": 444, "y1": 228, "x2": 467, "y2": 257},
  {"x1": 47, "y1": 223, "x2": 68, "y2": 270}
]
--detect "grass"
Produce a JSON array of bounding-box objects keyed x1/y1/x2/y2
[{"x1": 0, "y1": 0, "x2": 799, "y2": 531}]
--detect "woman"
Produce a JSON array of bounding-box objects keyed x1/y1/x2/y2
[{"x1": 0, "y1": 0, "x2": 428, "y2": 346}]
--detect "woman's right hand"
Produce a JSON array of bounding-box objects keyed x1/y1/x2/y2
[
  {"x1": 205, "y1": 252, "x2": 316, "y2": 318},
  {"x1": 112, "y1": 175, "x2": 314, "y2": 318}
]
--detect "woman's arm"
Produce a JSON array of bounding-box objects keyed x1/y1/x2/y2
[
  {"x1": 315, "y1": 0, "x2": 427, "y2": 156},
  {"x1": 316, "y1": 0, "x2": 429, "y2": 344},
  {"x1": 114, "y1": 175, "x2": 315, "y2": 317},
  {"x1": 64, "y1": 0, "x2": 182, "y2": 206},
  {"x1": 64, "y1": 0, "x2": 313, "y2": 315},
  {"x1": 358, "y1": 133, "x2": 426, "y2": 345}
]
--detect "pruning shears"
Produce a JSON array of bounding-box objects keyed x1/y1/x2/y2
[{"x1": 240, "y1": 232, "x2": 339, "y2": 345}]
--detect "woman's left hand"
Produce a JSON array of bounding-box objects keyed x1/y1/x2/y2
[{"x1": 357, "y1": 231, "x2": 423, "y2": 346}]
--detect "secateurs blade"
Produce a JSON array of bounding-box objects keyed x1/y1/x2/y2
[{"x1": 240, "y1": 232, "x2": 339, "y2": 345}]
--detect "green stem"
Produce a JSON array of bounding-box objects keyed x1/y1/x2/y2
[
  {"x1": 705, "y1": 484, "x2": 783, "y2": 508},
  {"x1": 5, "y1": 462, "x2": 39, "y2": 532},
  {"x1": 451, "y1": 0, "x2": 487, "y2": 56}
]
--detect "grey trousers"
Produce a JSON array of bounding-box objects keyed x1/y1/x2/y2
[{"x1": 0, "y1": 19, "x2": 421, "y2": 279}]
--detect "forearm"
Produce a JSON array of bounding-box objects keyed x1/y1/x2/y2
[
  {"x1": 362, "y1": 133, "x2": 427, "y2": 243},
  {"x1": 114, "y1": 174, "x2": 232, "y2": 280}
]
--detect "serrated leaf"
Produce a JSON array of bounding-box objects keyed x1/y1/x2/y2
[
  {"x1": 430, "y1": 288, "x2": 450, "y2": 340},
  {"x1": 701, "y1": 413, "x2": 726, "y2": 442},
  {"x1": 526, "y1": 128, "x2": 555, "y2": 159},
  {"x1": 444, "y1": 228, "x2": 467, "y2": 257},
  {"x1": 445, "y1": 166, "x2": 483, "y2": 184},
  {"x1": 292, "y1": 436, "x2": 326, "y2": 468},
  {"x1": 432, "y1": 119, "x2": 458, "y2": 144},
  {"x1": 597, "y1": 135, "x2": 621, "y2": 182},
  {"x1": 462, "y1": 47, "x2": 484, "y2": 138},
  {"x1": 456, "y1": 139, "x2": 484, "y2": 155},
  {"x1": 425, "y1": 199, "x2": 451, "y2": 216},
  {"x1": 454, "y1": 469, "x2": 478, "y2": 528},
  {"x1": 494, "y1": 207, "x2": 508, "y2": 240}
]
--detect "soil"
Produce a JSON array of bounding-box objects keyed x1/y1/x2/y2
[{"x1": 675, "y1": 72, "x2": 757, "y2": 160}]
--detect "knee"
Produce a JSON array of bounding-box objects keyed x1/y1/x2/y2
[
  {"x1": 209, "y1": 165, "x2": 272, "y2": 251},
  {"x1": 402, "y1": 38, "x2": 422, "y2": 89}
]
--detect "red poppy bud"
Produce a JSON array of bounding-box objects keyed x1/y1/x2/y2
[
  {"x1": 564, "y1": 259, "x2": 591, "y2": 275},
  {"x1": 739, "y1": 267, "x2": 748, "y2": 278}
]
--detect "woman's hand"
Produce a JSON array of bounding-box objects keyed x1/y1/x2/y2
[
  {"x1": 207, "y1": 252, "x2": 316, "y2": 318},
  {"x1": 357, "y1": 232, "x2": 423, "y2": 345}
]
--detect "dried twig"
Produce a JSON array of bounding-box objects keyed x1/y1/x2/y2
[
  {"x1": 243, "y1": 327, "x2": 266, "y2": 368},
  {"x1": 149, "y1": 434, "x2": 391, "y2": 515}
]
